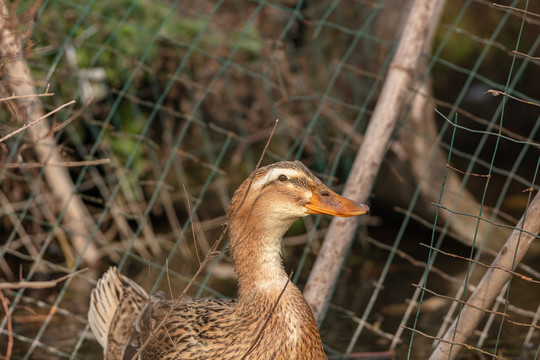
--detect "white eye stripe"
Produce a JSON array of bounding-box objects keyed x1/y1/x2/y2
[
  {"x1": 251, "y1": 168, "x2": 305, "y2": 189},
  {"x1": 268, "y1": 168, "x2": 304, "y2": 181}
]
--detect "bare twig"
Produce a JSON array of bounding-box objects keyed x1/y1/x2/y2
[
  {"x1": 165, "y1": 259, "x2": 174, "y2": 300},
  {"x1": 0, "y1": 100, "x2": 75, "y2": 143},
  {"x1": 0, "y1": 158, "x2": 111, "y2": 169},
  {"x1": 0, "y1": 290, "x2": 13, "y2": 360},
  {"x1": 512, "y1": 50, "x2": 540, "y2": 61},
  {"x1": 485, "y1": 89, "x2": 540, "y2": 107},
  {"x1": 506, "y1": 319, "x2": 540, "y2": 330},
  {"x1": 411, "y1": 284, "x2": 509, "y2": 317},
  {"x1": 392, "y1": 206, "x2": 500, "y2": 255},
  {"x1": 0, "y1": 268, "x2": 88, "y2": 290},
  {"x1": 431, "y1": 202, "x2": 537, "y2": 236},
  {"x1": 491, "y1": 3, "x2": 540, "y2": 20},
  {"x1": 403, "y1": 326, "x2": 505, "y2": 360},
  {"x1": 0, "y1": 92, "x2": 53, "y2": 103},
  {"x1": 327, "y1": 351, "x2": 394, "y2": 359},
  {"x1": 445, "y1": 164, "x2": 491, "y2": 178},
  {"x1": 431, "y1": 96, "x2": 540, "y2": 148},
  {"x1": 329, "y1": 303, "x2": 401, "y2": 344},
  {"x1": 419, "y1": 243, "x2": 540, "y2": 283},
  {"x1": 183, "y1": 184, "x2": 200, "y2": 264}
]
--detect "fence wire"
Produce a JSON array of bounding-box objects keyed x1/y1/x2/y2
[{"x1": 1, "y1": 0, "x2": 540, "y2": 359}]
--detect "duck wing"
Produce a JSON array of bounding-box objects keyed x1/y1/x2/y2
[{"x1": 128, "y1": 297, "x2": 237, "y2": 359}]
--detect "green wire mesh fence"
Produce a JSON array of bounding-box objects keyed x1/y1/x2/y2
[{"x1": 1, "y1": 0, "x2": 540, "y2": 359}]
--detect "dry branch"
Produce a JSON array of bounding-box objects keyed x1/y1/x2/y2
[
  {"x1": 0, "y1": 3, "x2": 101, "y2": 267},
  {"x1": 0, "y1": 99, "x2": 75, "y2": 143},
  {"x1": 0, "y1": 269, "x2": 87, "y2": 290},
  {"x1": 0, "y1": 290, "x2": 13, "y2": 360},
  {"x1": 485, "y1": 89, "x2": 540, "y2": 108},
  {"x1": 429, "y1": 190, "x2": 540, "y2": 360},
  {"x1": 405, "y1": 326, "x2": 506, "y2": 360},
  {"x1": 420, "y1": 243, "x2": 540, "y2": 283},
  {"x1": 303, "y1": 0, "x2": 445, "y2": 321},
  {"x1": 0, "y1": 158, "x2": 111, "y2": 169},
  {"x1": 492, "y1": 3, "x2": 540, "y2": 20}
]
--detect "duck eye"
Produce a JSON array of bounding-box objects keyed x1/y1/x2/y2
[{"x1": 277, "y1": 174, "x2": 288, "y2": 182}]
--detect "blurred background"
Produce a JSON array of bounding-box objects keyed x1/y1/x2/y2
[{"x1": 1, "y1": 0, "x2": 540, "y2": 359}]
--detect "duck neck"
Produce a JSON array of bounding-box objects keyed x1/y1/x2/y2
[{"x1": 229, "y1": 217, "x2": 293, "y2": 300}]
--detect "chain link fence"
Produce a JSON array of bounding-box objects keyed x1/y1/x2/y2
[{"x1": 1, "y1": 0, "x2": 540, "y2": 359}]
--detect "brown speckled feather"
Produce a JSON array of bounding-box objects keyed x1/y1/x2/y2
[{"x1": 127, "y1": 285, "x2": 324, "y2": 359}]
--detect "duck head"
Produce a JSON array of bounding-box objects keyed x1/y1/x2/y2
[
  {"x1": 227, "y1": 160, "x2": 369, "y2": 295},
  {"x1": 228, "y1": 160, "x2": 369, "y2": 243}
]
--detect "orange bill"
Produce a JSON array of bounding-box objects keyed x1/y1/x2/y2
[{"x1": 305, "y1": 181, "x2": 369, "y2": 217}]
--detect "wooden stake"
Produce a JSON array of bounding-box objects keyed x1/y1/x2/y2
[{"x1": 303, "y1": 0, "x2": 445, "y2": 321}]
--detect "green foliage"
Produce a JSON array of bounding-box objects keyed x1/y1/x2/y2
[{"x1": 35, "y1": 0, "x2": 262, "y2": 87}]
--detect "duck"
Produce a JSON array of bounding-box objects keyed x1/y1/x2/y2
[{"x1": 88, "y1": 160, "x2": 369, "y2": 360}]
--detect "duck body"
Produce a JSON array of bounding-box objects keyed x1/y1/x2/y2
[
  {"x1": 88, "y1": 161, "x2": 369, "y2": 360},
  {"x1": 128, "y1": 285, "x2": 322, "y2": 360}
]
